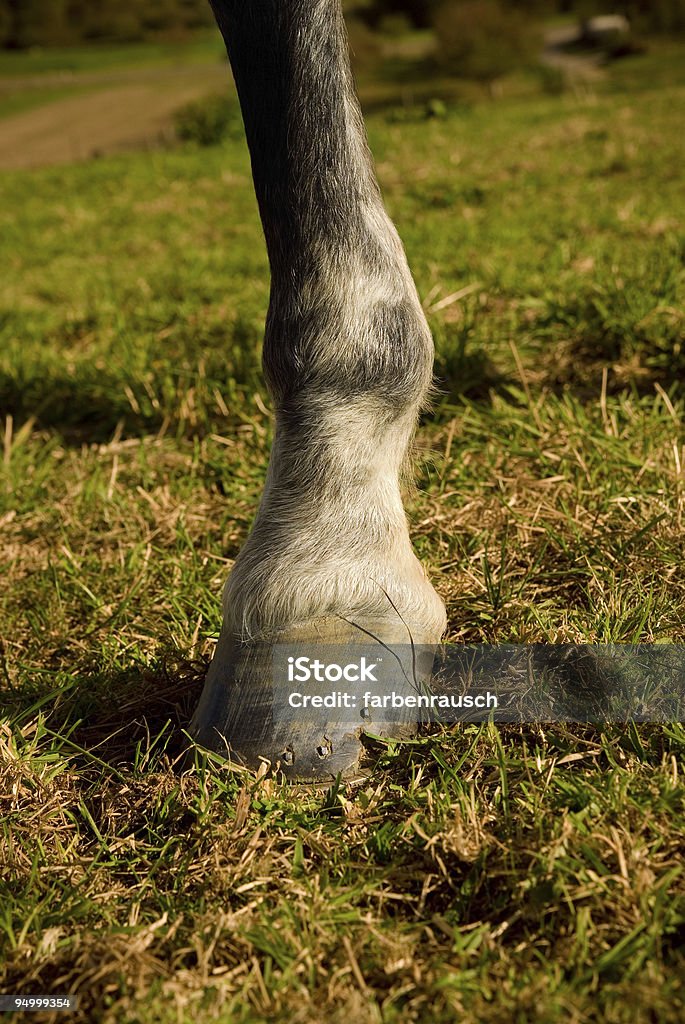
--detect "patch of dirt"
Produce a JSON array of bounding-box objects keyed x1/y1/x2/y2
[{"x1": 0, "y1": 63, "x2": 229, "y2": 170}]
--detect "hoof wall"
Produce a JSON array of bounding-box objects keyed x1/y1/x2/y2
[{"x1": 189, "y1": 618, "x2": 437, "y2": 782}]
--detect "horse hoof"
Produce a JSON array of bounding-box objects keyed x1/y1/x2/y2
[{"x1": 188, "y1": 616, "x2": 438, "y2": 782}]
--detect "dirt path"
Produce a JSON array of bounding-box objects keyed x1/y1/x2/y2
[
  {"x1": 0, "y1": 63, "x2": 229, "y2": 170},
  {"x1": 0, "y1": 31, "x2": 602, "y2": 172}
]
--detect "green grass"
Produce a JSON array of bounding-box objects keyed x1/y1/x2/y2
[
  {"x1": 1, "y1": 41, "x2": 684, "y2": 1024},
  {"x1": 0, "y1": 32, "x2": 224, "y2": 77},
  {"x1": 0, "y1": 84, "x2": 95, "y2": 120},
  {"x1": 0, "y1": 30, "x2": 226, "y2": 121}
]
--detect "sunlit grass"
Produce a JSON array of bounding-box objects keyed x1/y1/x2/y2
[{"x1": 1, "y1": 37, "x2": 684, "y2": 1024}]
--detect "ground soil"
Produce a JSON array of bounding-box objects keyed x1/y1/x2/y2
[
  {"x1": 0, "y1": 63, "x2": 228, "y2": 170},
  {"x1": 0, "y1": 33, "x2": 602, "y2": 172}
]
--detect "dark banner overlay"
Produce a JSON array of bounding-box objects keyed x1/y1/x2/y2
[{"x1": 271, "y1": 644, "x2": 685, "y2": 729}]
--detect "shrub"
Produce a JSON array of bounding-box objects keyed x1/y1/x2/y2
[
  {"x1": 357, "y1": 0, "x2": 443, "y2": 30},
  {"x1": 173, "y1": 93, "x2": 243, "y2": 147},
  {"x1": 433, "y1": 0, "x2": 541, "y2": 84}
]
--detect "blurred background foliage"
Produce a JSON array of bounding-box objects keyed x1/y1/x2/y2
[
  {"x1": 351, "y1": 0, "x2": 685, "y2": 34},
  {"x1": 1, "y1": 0, "x2": 684, "y2": 52},
  {"x1": 0, "y1": 0, "x2": 215, "y2": 49}
]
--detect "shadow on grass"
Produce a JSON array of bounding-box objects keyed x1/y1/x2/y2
[
  {"x1": 0, "y1": 363, "x2": 264, "y2": 445},
  {"x1": 1, "y1": 654, "x2": 207, "y2": 774},
  {"x1": 2, "y1": 335, "x2": 505, "y2": 443},
  {"x1": 2, "y1": 651, "x2": 683, "y2": 801},
  {"x1": 0, "y1": 311, "x2": 264, "y2": 443},
  {"x1": 3, "y1": 282, "x2": 682, "y2": 445},
  {"x1": 0, "y1": 367, "x2": 154, "y2": 443},
  {"x1": 433, "y1": 338, "x2": 504, "y2": 405}
]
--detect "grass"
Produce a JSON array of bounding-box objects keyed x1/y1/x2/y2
[
  {"x1": 0, "y1": 31, "x2": 226, "y2": 121},
  {"x1": 0, "y1": 33, "x2": 224, "y2": 77},
  {"x1": 1, "y1": 37, "x2": 685, "y2": 1024},
  {"x1": 0, "y1": 84, "x2": 95, "y2": 120}
]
